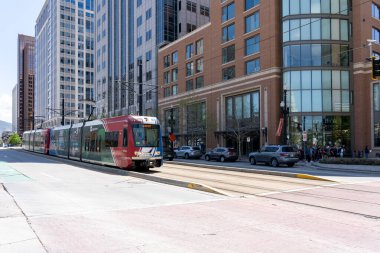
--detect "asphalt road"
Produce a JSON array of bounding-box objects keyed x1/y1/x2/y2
[{"x1": 1, "y1": 148, "x2": 380, "y2": 253}]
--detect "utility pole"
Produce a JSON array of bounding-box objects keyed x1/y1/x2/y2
[
  {"x1": 169, "y1": 108, "x2": 175, "y2": 158},
  {"x1": 32, "y1": 110, "x2": 35, "y2": 130},
  {"x1": 138, "y1": 60, "x2": 143, "y2": 115},
  {"x1": 61, "y1": 98, "x2": 65, "y2": 126}
]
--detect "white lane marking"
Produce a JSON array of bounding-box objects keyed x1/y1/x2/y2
[{"x1": 40, "y1": 173, "x2": 60, "y2": 181}]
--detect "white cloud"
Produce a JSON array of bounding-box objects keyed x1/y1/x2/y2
[{"x1": 0, "y1": 93, "x2": 13, "y2": 123}]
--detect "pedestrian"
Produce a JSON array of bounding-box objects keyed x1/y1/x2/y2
[
  {"x1": 352, "y1": 150, "x2": 356, "y2": 158},
  {"x1": 365, "y1": 146, "x2": 370, "y2": 159},
  {"x1": 305, "y1": 146, "x2": 311, "y2": 163},
  {"x1": 340, "y1": 146, "x2": 345, "y2": 158}
]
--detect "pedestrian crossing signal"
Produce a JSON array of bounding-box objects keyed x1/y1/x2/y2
[{"x1": 372, "y1": 57, "x2": 380, "y2": 80}]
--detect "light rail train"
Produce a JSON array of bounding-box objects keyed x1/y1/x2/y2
[{"x1": 22, "y1": 115, "x2": 163, "y2": 170}]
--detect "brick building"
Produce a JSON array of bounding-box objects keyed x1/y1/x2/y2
[{"x1": 157, "y1": 0, "x2": 380, "y2": 157}]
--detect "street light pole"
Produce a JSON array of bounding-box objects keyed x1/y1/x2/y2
[
  {"x1": 170, "y1": 107, "x2": 174, "y2": 157},
  {"x1": 280, "y1": 89, "x2": 289, "y2": 145},
  {"x1": 61, "y1": 98, "x2": 65, "y2": 126}
]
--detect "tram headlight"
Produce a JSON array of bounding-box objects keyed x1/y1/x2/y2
[
  {"x1": 155, "y1": 151, "x2": 160, "y2": 155},
  {"x1": 134, "y1": 151, "x2": 141, "y2": 156}
]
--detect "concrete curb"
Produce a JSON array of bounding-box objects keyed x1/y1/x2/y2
[
  {"x1": 12, "y1": 149, "x2": 228, "y2": 196},
  {"x1": 167, "y1": 160, "x2": 337, "y2": 182}
]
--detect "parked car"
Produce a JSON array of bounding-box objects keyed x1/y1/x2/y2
[
  {"x1": 163, "y1": 147, "x2": 174, "y2": 161},
  {"x1": 204, "y1": 147, "x2": 238, "y2": 162},
  {"x1": 248, "y1": 145, "x2": 299, "y2": 167},
  {"x1": 174, "y1": 146, "x2": 202, "y2": 159}
]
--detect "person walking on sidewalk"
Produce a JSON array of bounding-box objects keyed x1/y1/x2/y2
[{"x1": 365, "y1": 146, "x2": 370, "y2": 159}]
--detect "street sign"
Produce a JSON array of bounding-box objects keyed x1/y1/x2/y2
[{"x1": 302, "y1": 132, "x2": 307, "y2": 142}]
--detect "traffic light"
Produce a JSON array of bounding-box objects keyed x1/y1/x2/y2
[{"x1": 372, "y1": 57, "x2": 380, "y2": 80}]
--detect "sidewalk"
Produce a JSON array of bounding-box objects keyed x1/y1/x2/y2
[{"x1": 305, "y1": 161, "x2": 380, "y2": 174}]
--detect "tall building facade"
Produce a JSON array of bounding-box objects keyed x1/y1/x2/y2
[
  {"x1": 17, "y1": 34, "x2": 35, "y2": 134},
  {"x1": 35, "y1": 0, "x2": 95, "y2": 127},
  {"x1": 12, "y1": 84, "x2": 17, "y2": 132},
  {"x1": 94, "y1": 0, "x2": 210, "y2": 118}
]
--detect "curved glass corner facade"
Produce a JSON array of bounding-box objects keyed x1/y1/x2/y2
[{"x1": 282, "y1": 0, "x2": 351, "y2": 149}]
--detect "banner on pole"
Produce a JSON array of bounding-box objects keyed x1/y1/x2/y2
[{"x1": 276, "y1": 118, "x2": 284, "y2": 137}]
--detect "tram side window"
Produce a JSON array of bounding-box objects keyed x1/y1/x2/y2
[
  {"x1": 123, "y1": 128, "x2": 128, "y2": 147},
  {"x1": 105, "y1": 131, "x2": 119, "y2": 147}
]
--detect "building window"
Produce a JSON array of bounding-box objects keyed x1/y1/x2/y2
[
  {"x1": 146, "y1": 51, "x2": 152, "y2": 61},
  {"x1": 200, "y1": 5, "x2": 210, "y2": 16},
  {"x1": 222, "y1": 45, "x2": 235, "y2": 64},
  {"x1": 186, "y1": 62, "x2": 194, "y2": 76},
  {"x1": 225, "y1": 91, "x2": 260, "y2": 129},
  {"x1": 137, "y1": 16, "x2": 142, "y2": 27},
  {"x1": 245, "y1": 35, "x2": 260, "y2": 55},
  {"x1": 246, "y1": 0, "x2": 260, "y2": 10},
  {"x1": 196, "y1": 76, "x2": 204, "y2": 89},
  {"x1": 146, "y1": 71, "x2": 152, "y2": 81},
  {"x1": 222, "y1": 23, "x2": 235, "y2": 43},
  {"x1": 186, "y1": 1, "x2": 197, "y2": 12},
  {"x1": 172, "y1": 85, "x2": 178, "y2": 95},
  {"x1": 283, "y1": 18, "x2": 349, "y2": 42},
  {"x1": 146, "y1": 30, "x2": 152, "y2": 41},
  {"x1": 164, "y1": 71, "x2": 171, "y2": 84},
  {"x1": 172, "y1": 68, "x2": 178, "y2": 82},
  {"x1": 164, "y1": 55, "x2": 170, "y2": 68},
  {"x1": 246, "y1": 58, "x2": 261, "y2": 75},
  {"x1": 137, "y1": 0, "x2": 142, "y2": 7},
  {"x1": 137, "y1": 36, "x2": 142, "y2": 46},
  {"x1": 172, "y1": 51, "x2": 178, "y2": 64},
  {"x1": 245, "y1": 12, "x2": 260, "y2": 33},
  {"x1": 222, "y1": 3, "x2": 235, "y2": 22},
  {"x1": 187, "y1": 102, "x2": 206, "y2": 137},
  {"x1": 187, "y1": 23, "x2": 197, "y2": 33},
  {"x1": 164, "y1": 87, "x2": 171, "y2": 97},
  {"x1": 373, "y1": 27, "x2": 380, "y2": 43},
  {"x1": 282, "y1": 0, "x2": 349, "y2": 16},
  {"x1": 196, "y1": 58, "x2": 204, "y2": 73},
  {"x1": 186, "y1": 43, "x2": 193, "y2": 59},
  {"x1": 283, "y1": 70, "x2": 350, "y2": 113},
  {"x1": 196, "y1": 39, "x2": 204, "y2": 55},
  {"x1": 146, "y1": 8, "x2": 152, "y2": 20},
  {"x1": 283, "y1": 44, "x2": 349, "y2": 68},
  {"x1": 186, "y1": 79, "x2": 194, "y2": 91},
  {"x1": 222, "y1": 66, "x2": 235, "y2": 80}
]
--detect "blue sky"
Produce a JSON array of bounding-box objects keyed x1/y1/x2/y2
[{"x1": 0, "y1": 0, "x2": 46, "y2": 123}]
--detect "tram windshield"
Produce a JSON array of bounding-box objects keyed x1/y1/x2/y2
[{"x1": 132, "y1": 124, "x2": 160, "y2": 147}]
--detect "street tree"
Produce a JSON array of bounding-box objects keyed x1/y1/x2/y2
[{"x1": 8, "y1": 133, "x2": 22, "y2": 146}]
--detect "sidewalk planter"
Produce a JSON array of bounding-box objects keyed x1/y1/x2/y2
[{"x1": 320, "y1": 158, "x2": 380, "y2": 166}]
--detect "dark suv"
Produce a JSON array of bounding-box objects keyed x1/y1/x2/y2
[
  {"x1": 248, "y1": 145, "x2": 299, "y2": 167},
  {"x1": 205, "y1": 147, "x2": 238, "y2": 162}
]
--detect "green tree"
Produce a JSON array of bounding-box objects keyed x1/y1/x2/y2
[{"x1": 8, "y1": 133, "x2": 22, "y2": 146}]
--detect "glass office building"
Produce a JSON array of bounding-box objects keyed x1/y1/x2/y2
[
  {"x1": 35, "y1": 0, "x2": 95, "y2": 127},
  {"x1": 282, "y1": 0, "x2": 351, "y2": 149}
]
